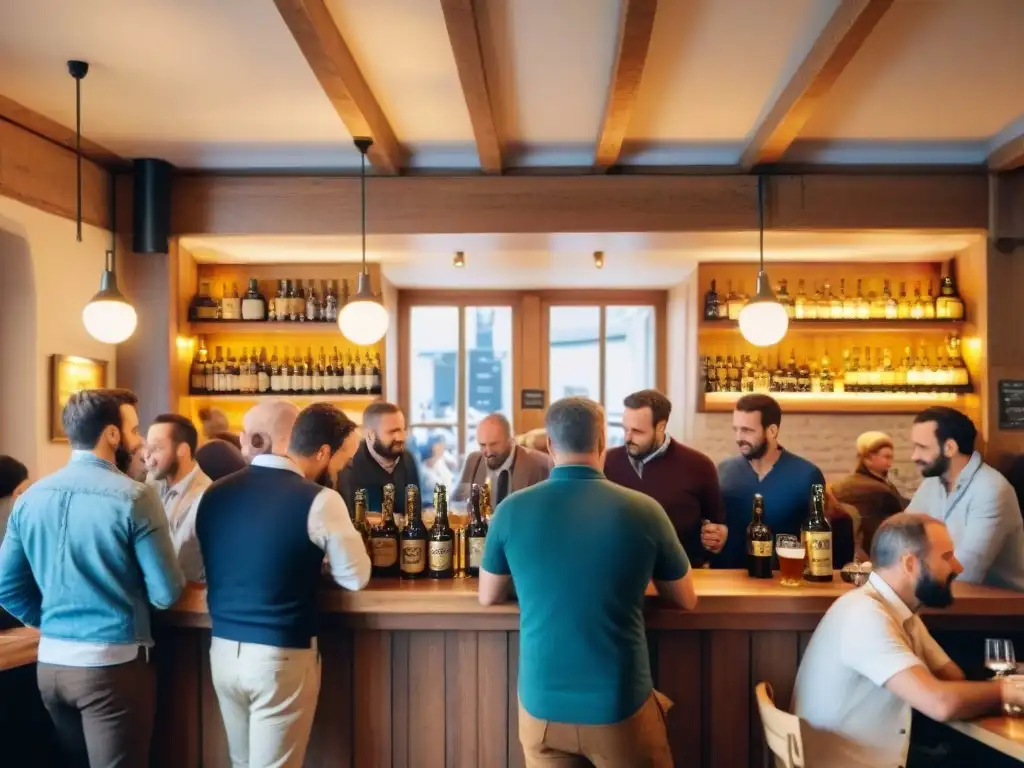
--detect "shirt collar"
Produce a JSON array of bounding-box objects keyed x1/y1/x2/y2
[
  {"x1": 867, "y1": 571, "x2": 915, "y2": 626},
  {"x1": 163, "y1": 464, "x2": 204, "y2": 499},
  {"x1": 550, "y1": 464, "x2": 604, "y2": 480},
  {"x1": 70, "y1": 450, "x2": 118, "y2": 473},
  {"x1": 251, "y1": 453, "x2": 303, "y2": 477},
  {"x1": 629, "y1": 436, "x2": 671, "y2": 468},
  {"x1": 953, "y1": 451, "x2": 983, "y2": 490},
  {"x1": 492, "y1": 444, "x2": 517, "y2": 475}
]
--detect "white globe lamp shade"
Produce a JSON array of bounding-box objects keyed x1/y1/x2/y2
[
  {"x1": 338, "y1": 272, "x2": 388, "y2": 345},
  {"x1": 82, "y1": 267, "x2": 137, "y2": 344},
  {"x1": 738, "y1": 272, "x2": 789, "y2": 347}
]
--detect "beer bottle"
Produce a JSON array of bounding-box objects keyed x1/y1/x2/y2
[
  {"x1": 801, "y1": 484, "x2": 833, "y2": 582},
  {"x1": 400, "y1": 485, "x2": 428, "y2": 580},
  {"x1": 427, "y1": 484, "x2": 454, "y2": 579},
  {"x1": 466, "y1": 484, "x2": 490, "y2": 578},
  {"x1": 352, "y1": 488, "x2": 372, "y2": 561},
  {"x1": 746, "y1": 494, "x2": 773, "y2": 579},
  {"x1": 370, "y1": 484, "x2": 400, "y2": 578}
]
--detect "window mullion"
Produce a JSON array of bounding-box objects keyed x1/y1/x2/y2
[
  {"x1": 457, "y1": 306, "x2": 467, "y2": 458},
  {"x1": 599, "y1": 304, "x2": 607, "y2": 411}
]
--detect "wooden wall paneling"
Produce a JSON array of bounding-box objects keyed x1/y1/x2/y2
[
  {"x1": 150, "y1": 628, "x2": 201, "y2": 768},
  {"x1": 517, "y1": 295, "x2": 543, "y2": 433},
  {"x1": 445, "y1": 631, "x2": 479, "y2": 767},
  {"x1": 656, "y1": 631, "x2": 703, "y2": 765},
  {"x1": 409, "y1": 631, "x2": 447, "y2": 766},
  {"x1": 749, "y1": 631, "x2": 800, "y2": 768},
  {"x1": 199, "y1": 631, "x2": 232, "y2": 768},
  {"x1": 392, "y1": 631, "x2": 411, "y2": 768},
  {"x1": 707, "y1": 630, "x2": 751, "y2": 768},
  {"x1": 353, "y1": 630, "x2": 393, "y2": 768},
  {"x1": 507, "y1": 631, "x2": 525, "y2": 768},
  {"x1": 797, "y1": 631, "x2": 814, "y2": 662},
  {"x1": 0, "y1": 95, "x2": 126, "y2": 168},
  {"x1": 477, "y1": 631, "x2": 510, "y2": 768},
  {"x1": 306, "y1": 629, "x2": 354, "y2": 767}
]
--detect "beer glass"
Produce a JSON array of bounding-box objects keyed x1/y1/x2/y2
[
  {"x1": 777, "y1": 534, "x2": 804, "y2": 587},
  {"x1": 986, "y1": 638, "x2": 1017, "y2": 677}
]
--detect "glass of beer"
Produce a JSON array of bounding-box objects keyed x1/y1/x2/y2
[{"x1": 777, "y1": 534, "x2": 804, "y2": 587}]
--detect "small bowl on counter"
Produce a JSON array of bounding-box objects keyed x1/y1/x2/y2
[{"x1": 840, "y1": 561, "x2": 873, "y2": 587}]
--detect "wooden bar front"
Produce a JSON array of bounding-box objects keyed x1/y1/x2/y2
[{"x1": 147, "y1": 573, "x2": 1024, "y2": 768}]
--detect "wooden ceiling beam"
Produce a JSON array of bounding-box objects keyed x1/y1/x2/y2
[
  {"x1": 440, "y1": 0, "x2": 502, "y2": 174},
  {"x1": 739, "y1": 0, "x2": 893, "y2": 171},
  {"x1": 594, "y1": 0, "x2": 658, "y2": 171},
  {"x1": 0, "y1": 94, "x2": 126, "y2": 169},
  {"x1": 989, "y1": 115, "x2": 1024, "y2": 172},
  {"x1": 273, "y1": 0, "x2": 405, "y2": 174}
]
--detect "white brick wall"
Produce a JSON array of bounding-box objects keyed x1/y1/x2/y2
[{"x1": 689, "y1": 413, "x2": 921, "y2": 498}]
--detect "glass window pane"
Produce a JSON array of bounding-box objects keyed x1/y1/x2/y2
[
  {"x1": 409, "y1": 425, "x2": 458, "y2": 511},
  {"x1": 409, "y1": 306, "x2": 459, "y2": 424},
  {"x1": 604, "y1": 306, "x2": 655, "y2": 428},
  {"x1": 549, "y1": 306, "x2": 601, "y2": 403},
  {"x1": 465, "y1": 306, "x2": 514, "y2": 446}
]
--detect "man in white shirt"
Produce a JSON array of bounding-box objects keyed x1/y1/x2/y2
[
  {"x1": 146, "y1": 414, "x2": 211, "y2": 581},
  {"x1": 792, "y1": 513, "x2": 1024, "y2": 767},
  {"x1": 196, "y1": 403, "x2": 371, "y2": 768}
]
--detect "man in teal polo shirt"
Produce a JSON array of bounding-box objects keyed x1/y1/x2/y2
[{"x1": 479, "y1": 396, "x2": 697, "y2": 767}]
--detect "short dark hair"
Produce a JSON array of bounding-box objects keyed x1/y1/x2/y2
[
  {"x1": 623, "y1": 389, "x2": 672, "y2": 427},
  {"x1": 363, "y1": 401, "x2": 402, "y2": 430},
  {"x1": 871, "y1": 512, "x2": 943, "y2": 568},
  {"x1": 545, "y1": 397, "x2": 604, "y2": 454},
  {"x1": 735, "y1": 394, "x2": 782, "y2": 429},
  {"x1": 914, "y1": 406, "x2": 976, "y2": 455},
  {"x1": 290, "y1": 403, "x2": 358, "y2": 457},
  {"x1": 0, "y1": 456, "x2": 29, "y2": 499},
  {"x1": 62, "y1": 388, "x2": 139, "y2": 450},
  {"x1": 152, "y1": 413, "x2": 198, "y2": 458}
]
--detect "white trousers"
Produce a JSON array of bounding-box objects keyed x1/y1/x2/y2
[{"x1": 209, "y1": 637, "x2": 321, "y2": 768}]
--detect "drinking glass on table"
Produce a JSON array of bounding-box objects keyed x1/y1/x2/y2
[
  {"x1": 777, "y1": 534, "x2": 804, "y2": 587},
  {"x1": 985, "y1": 638, "x2": 1017, "y2": 677}
]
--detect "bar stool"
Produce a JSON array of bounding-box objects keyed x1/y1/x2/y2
[{"x1": 755, "y1": 682, "x2": 805, "y2": 768}]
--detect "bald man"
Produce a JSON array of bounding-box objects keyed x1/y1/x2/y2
[
  {"x1": 454, "y1": 413, "x2": 552, "y2": 505},
  {"x1": 240, "y1": 400, "x2": 300, "y2": 463}
]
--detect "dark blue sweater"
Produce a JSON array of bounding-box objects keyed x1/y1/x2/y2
[
  {"x1": 196, "y1": 465, "x2": 324, "y2": 648},
  {"x1": 715, "y1": 449, "x2": 826, "y2": 569}
]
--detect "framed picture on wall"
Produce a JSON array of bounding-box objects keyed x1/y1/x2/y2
[{"x1": 50, "y1": 355, "x2": 109, "y2": 442}]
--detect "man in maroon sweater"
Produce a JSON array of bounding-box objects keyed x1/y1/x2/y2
[{"x1": 604, "y1": 390, "x2": 727, "y2": 567}]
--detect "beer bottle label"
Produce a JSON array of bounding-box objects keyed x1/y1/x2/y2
[
  {"x1": 429, "y1": 541, "x2": 453, "y2": 571},
  {"x1": 469, "y1": 537, "x2": 486, "y2": 569},
  {"x1": 750, "y1": 541, "x2": 772, "y2": 557},
  {"x1": 372, "y1": 538, "x2": 398, "y2": 568},
  {"x1": 401, "y1": 540, "x2": 426, "y2": 574},
  {"x1": 805, "y1": 532, "x2": 832, "y2": 576}
]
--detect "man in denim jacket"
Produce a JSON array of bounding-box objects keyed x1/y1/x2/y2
[{"x1": 0, "y1": 388, "x2": 184, "y2": 768}]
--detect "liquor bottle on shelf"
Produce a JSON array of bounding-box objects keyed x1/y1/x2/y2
[
  {"x1": 226, "y1": 348, "x2": 238, "y2": 392},
  {"x1": 897, "y1": 282, "x2": 911, "y2": 319},
  {"x1": 703, "y1": 280, "x2": 720, "y2": 321},
  {"x1": 827, "y1": 282, "x2": 843, "y2": 319},
  {"x1": 324, "y1": 280, "x2": 339, "y2": 323},
  {"x1": 332, "y1": 347, "x2": 343, "y2": 392},
  {"x1": 911, "y1": 281, "x2": 925, "y2": 320},
  {"x1": 726, "y1": 281, "x2": 745, "y2": 320},
  {"x1": 238, "y1": 348, "x2": 251, "y2": 393},
  {"x1": 274, "y1": 280, "x2": 287, "y2": 322},
  {"x1": 337, "y1": 352, "x2": 350, "y2": 393},
  {"x1": 293, "y1": 280, "x2": 305, "y2": 323},
  {"x1": 324, "y1": 352, "x2": 337, "y2": 393},
  {"x1": 947, "y1": 333, "x2": 970, "y2": 387},
  {"x1": 400, "y1": 485, "x2": 427, "y2": 580},
  {"x1": 280, "y1": 348, "x2": 293, "y2": 393},
  {"x1": 839, "y1": 279, "x2": 855, "y2": 320},
  {"x1": 269, "y1": 347, "x2": 281, "y2": 393},
  {"x1": 257, "y1": 347, "x2": 270, "y2": 393},
  {"x1": 189, "y1": 280, "x2": 220, "y2": 321},
  {"x1": 241, "y1": 278, "x2": 267, "y2": 321},
  {"x1": 793, "y1": 279, "x2": 809, "y2": 320},
  {"x1": 855, "y1": 279, "x2": 870, "y2": 320},
  {"x1": 924, "y1": 281, "x2": 936, "y2": 319},
  {"x1": 428, "y1": 484, "x2": 454, "y2": 579},
  {"x1": 937, "y1": 275, "x2": 965, "y2": 320},
  {"x1": 466, "y1": 484, "x2": 489, "y2": 578},
  {"x1": 283, "y1": 280, "x2": 296, "y2": 321},
  {"x1": 213, "y1": 346, "x2": 226, "y2": 392},
  {"x1": 305, "y1": 281, "x2": 320, "y2": 322},
  {"x1": 292, "y1": 352, "x2": 307, "y2": 394},
  {"x1": 883, "y1": 279, "x2": 898, "y2": 319},
  {"x1": 357, "y1": 352, "x2": 369, "y2": 395},
  {"x1": 371, "y1": 353, "x2": 382, "y2": 395},
  {"x1": 204, "y1": 348, "x2": 215, "y2": 393},
  {"x1": 801, "y1": 484, "x2": 833, "y2": 583},
  {"x1": 747, "y1": 494, "x2": 773, "y2": 579},
  {"x1": 303, "y1": 347, "x2": 314, "y2": 393},
  {"x1": 777, "y1": 279, "x2": 794, "y2": 319},
  {"x1": 191, "y1": 337, "x2": 208, "y2": 393},
  {"x1": 312, "y1": 347, "x2": 325, "y2": 393},
  {"x1": 221, "y1": 283, "x2": 241, "y2": 321},
  {"x1": 352, "y1": 489, "x2": 372, "y2": 560},
  {"x1": 371, "y1": 484, "x2": 401, "y2": 578}
]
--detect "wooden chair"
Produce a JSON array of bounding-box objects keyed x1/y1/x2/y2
[{"x1": 756, "y1": 682, "x2": 805, "y2": 768}]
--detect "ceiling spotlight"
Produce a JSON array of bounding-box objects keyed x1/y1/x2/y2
[
  {"x1": 453, "y1": 251, "x2": 465, "y2": 268},
  {"x1": 593, "y1": 251, "x2": 605, "y2": 269}
]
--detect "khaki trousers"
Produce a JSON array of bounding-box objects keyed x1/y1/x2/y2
[
  {"x1": 519, "y1": 691, "x2": 674, "y2": 768},
  {"x1": 209, "y1": 637, "x2": 321, "y2": 768},
  {"x1": 37, "y1": 654, "x2": 156, "y2": 768}
]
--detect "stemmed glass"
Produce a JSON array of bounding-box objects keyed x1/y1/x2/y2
[{"x1": 985, "y1": 639, "x2": 1017, "y2": 678}]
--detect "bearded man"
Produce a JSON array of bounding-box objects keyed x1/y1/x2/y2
[
  {"x1": 604, "y1": 389, "x2": 726, "y2": 566},
  {"x1": 339, "y1": 401, "x2": 420, "y2": 514},
  {"x1": 453, "y1": 413, "x2": 552, "y2": 505}
]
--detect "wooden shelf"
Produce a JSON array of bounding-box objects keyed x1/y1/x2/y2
[
  {"x1": 187, "y1": 321, "x2": 344, "y2": 336},
  {"x1": 698, "y1": 319, "x2": 965, "y2": 334},
  {"x1": 185, "y1": 393, "x2": 380, "y2": 403},
  {"x1": 699, "y1": 390, "x2": 965, "y2": 414}
]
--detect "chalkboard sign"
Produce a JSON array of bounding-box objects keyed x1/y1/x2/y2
[
  {"x1": 998, "y1": 380, "x2": 1024, "y2": 430},
  {"x1": 521, "y1": 389, "x2": 546, "y2": 410}
]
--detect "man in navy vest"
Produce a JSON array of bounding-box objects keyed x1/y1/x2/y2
[{"x1": 196, "y1": 403, "x2": 370, "y2": 768}]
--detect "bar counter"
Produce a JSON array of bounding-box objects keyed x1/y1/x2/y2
[{"x1": 3, "y1": 572, "x2": 1024, "y2": 767}]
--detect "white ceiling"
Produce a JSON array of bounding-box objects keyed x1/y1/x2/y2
[
  {"x1": 1, "y1": 0, "x2": 1021, "y2": 170},
  {"x1": 180, "y1": 231, "x2": 982, "y2": 289}
]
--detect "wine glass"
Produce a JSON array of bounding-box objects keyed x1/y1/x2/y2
[{"x1": 985, "y1": 638, "x2": 1017, "y2": 677}]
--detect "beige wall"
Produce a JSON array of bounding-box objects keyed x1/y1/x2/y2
[{"x1": 0, "y1": 196, "x2": 115, "y2": 479}]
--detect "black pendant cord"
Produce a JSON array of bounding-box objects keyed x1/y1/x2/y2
[
  {"x1": 107, "y1": 171, "x2": 116, "y2": 272},
  {"x1": 360, "y1": 147, "x2": 367, "y2": 275},
  {"x1": 75, "y1": 72, "x2": 82, "y2": 243},
  {"x1": 757, "y1": 174, "x2": 764, "y2": 271}
]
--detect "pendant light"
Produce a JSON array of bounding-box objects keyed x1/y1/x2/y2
[
  {"x1": 70, "y1": 60, "x2": 137, "y2": 344},
  {"x1": 338, "y1": 137, "x2": 389, "y2": 345},
  {"x1": 738, "y1": 176, "x2": 788, "y2": 347}
]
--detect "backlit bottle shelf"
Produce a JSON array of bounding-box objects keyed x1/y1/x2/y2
[
  {"x1": 187, "y1": 321, "x2": 343, "y2": 336},
  {"x1": 698, "y1": 319, "x2": 965, "y2": 334},
  {"x1": 699, "y1": 390, "x2": 966, "y2": 414}
]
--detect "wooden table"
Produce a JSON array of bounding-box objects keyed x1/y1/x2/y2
[{"x1": 949, "y1": 716, "x2": 1024, "y2": 762}]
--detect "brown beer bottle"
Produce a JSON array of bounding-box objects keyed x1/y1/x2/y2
[
  {"x1": 370, "y1": 484, "x2": 400, "y2": 578},
  {"x1": 746, "y1": 494, "x2": 773, "y2": 579},
  {"x1": 801, "y1": 484, "x2": 833, "y2": 582},
  {"x1": 466, "y1": 484, "x2": 489, "y2": 578},
  {"x1": 400, "y1": 485, "x2": 427, "y2": 580},
  {"x1": 427, "y1": 484, "x2": 454, "y2": 579}
]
